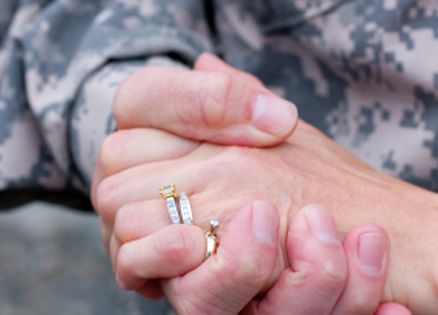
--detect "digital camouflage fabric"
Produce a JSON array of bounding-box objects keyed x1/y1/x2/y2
[{"x1": 0, "y1": 0, "x2": 437, "y2": 209}]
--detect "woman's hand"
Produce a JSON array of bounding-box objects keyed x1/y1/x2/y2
[{"x1": 103, "y1": 192, "x2": 412, "y2": 314}]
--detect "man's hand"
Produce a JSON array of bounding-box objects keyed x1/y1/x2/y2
[{"x1": 112, "y1": 53, "x2": 297, "y2": 147}]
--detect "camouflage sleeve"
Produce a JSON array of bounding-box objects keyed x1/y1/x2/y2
[{"x1": 0, "y1": 0, "x2": 213, "y2": 210}]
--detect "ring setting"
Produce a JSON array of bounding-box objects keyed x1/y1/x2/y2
[
  {"x1": 159, "y1": 184, "x2": 181, "y2": 224},
  {"x1": 205, "y1": 219, "x2": 220, "y2": 259}
]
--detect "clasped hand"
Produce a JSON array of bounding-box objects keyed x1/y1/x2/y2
[{"x1": 91, "y1": 53, "x2": 437, "y2": 314}]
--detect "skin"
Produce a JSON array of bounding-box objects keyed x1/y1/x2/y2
[{"x1": 91, "y1": 53, "x2": 428, "y2": 313}]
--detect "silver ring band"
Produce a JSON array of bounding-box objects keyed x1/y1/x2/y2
[
  {"x1": 160, "y1": 184, "x2": 181, "y2": 224},
  {"x1": 179, "y1": 192, "x2": 194, "y2": 224},
  {"x1": 166, "y1": 197, "x2": 181, "y2": 224}
]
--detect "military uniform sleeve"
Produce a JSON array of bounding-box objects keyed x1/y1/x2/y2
[{"x1": 0, "y1": 0, "x2": 214, "y2": 210}]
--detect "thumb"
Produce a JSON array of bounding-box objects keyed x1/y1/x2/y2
[
  {"x1": 113, "y1": 55, "x2": 298, "y2": 147},
  {"x1": 374, "y1": 303, "x2": 412, "y2": 315},
  {"x1": 162, "y1": 201, "x2": 280, "y2": 315}
]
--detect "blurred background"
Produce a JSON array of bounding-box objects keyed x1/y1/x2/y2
[{"x1": 0, "y1": 203, "x2": 172, "y2": 315}]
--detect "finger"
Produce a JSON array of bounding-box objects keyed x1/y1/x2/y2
[
  {"x1": 101, "y1": 182, "x2": 213, "y2": 230},
  {"x1": 112, "y1": 194, "x2": 224, "y2": 244},
  {"x1": 251, "y1": 205, "x2": 347, "y2": 315},
  {"x1": 115, "y1": 224, "x2": 206, "y2": 290},
  {"x1": 331, "y1": 225, "x2": 390, "y2": 315},
  {"x1": 113, "y1": 66, "x2": 298, "y2": 146},
  {"x1": 112, "y1": 199, "x2": 171, "y2": 242},
  {"x1": 99, "y1": 220, "x2": 112, "y2": 253},
  {"x1": 94, "y1": 143, "x2": 255, "y2": 230},
  {"x1": 98, "y1": 129, "x2": 199, "y2": 176},
  {"x1": 109, "y1": 198, "x2": 187, "y2": 269},
  {"x1": 110, "y1": 211, "x2": 165, "y2": 300},
  {"x1": 194, "y1": 52, "x2": 265, "y2": 88},
  {"x1": 91, "y1": 164, "x2": 106, "y2": 211},
  {"x1": 374, "y1": 303, "x2": 412, "y2": 315},
  {"x1": 109, "y1": 232, "x2": 120, "y2": 270},
  {"x1": 162, "y1": 201, "x2": 280, "y2": 315},
  {"x1": 95, "y1": 155, "x2": 198, "y2": 227},
  {"x1": 137, "y1": 280, "x2": 164, "y2": 300},
  {"x1": 91, "y1": 128, "x2": 198, "y2": 209},
  {"x1": 94, "y1": 145, "x2": 221, "y2": 228}
]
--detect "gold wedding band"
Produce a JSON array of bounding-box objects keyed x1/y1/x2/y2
[{"x1": 205, "y1": 219, "x2": 220, "y2": 259}]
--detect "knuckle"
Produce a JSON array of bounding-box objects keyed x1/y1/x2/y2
[
  {"x1": 156, "y1": 228, "x2": 195, "y2": 264},
  {"x1": 343, "y1": 291, "x2": 372, "y2": 313},
  {"x1": 113, "y1": 68, "x2": 149, "y2": 127},
  {"x1": 219, "y1": 146, "x2": 254, "y2": 164},
  {"x1": 98, "y1": 132, "x2": 123, "y2": 175},
  {"x1": 114, "y1": 205, "x2": 138, "y2": 243},
  {"x1": 239, "y1": 259, "x2": 270, "y2": 286},
  {"x1": 213, "y1": 146, "x2": 258, "y2": 173},
  {"x1": 95, "y1": 177, "x2": 118, "y2": 223},
  {"x1": 116, "y1": 244, "x2": 135, "y2": 279},
  {"x1": 113, "y1": 74, "x2": 134, "y2": 125},
  {"x1": 196, "y1": 71, "x2": 233, "y2": 126},
  {"x1": 200, "y1": 146, "x2": 262, "y2": 187},
  {"x1": 292, "y1": 259, "x2": 347, "y2": 292},
  {"x1": 176, "y1": 299, "x2": 215, "y2": 315},
  {"x1": 317, "y1": 259, "x2": 347, "y2": 289},
  {"x1": 210, "y1": 253, "x2": 269, "y2": 290},
  {"x1": 181, "y1": 298, "x2": 228, "y2": 315}
]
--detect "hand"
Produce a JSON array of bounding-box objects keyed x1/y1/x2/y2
[
  {"x1": 92, "y1": 51, "x2": 297, "y2": 242},
  {"x1": 92, "y1": 54, "x2": 438, "y2": 313},
  {"x1": 94, "y1": 124, "x2": 435, "y2": 313},
  {"x1": 91, "y1": 51, "x2": 297, "y2": 302},
  {"x1": 107, "y1": 195, "x2": 412, "y2": 314}
]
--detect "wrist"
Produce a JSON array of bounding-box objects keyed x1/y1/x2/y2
[{"x1": 384, "y1": 181, "x2": 438, "y2": 314}]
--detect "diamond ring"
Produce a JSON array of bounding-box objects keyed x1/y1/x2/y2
[
  {"x1": 205, "y1": 219, "x2": 220, "y2": 259},
  {"x1": 159, "y1": 184, "x2": 181, "y2": 224}
]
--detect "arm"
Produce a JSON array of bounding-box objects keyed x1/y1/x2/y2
[{"x1": 0, "y1": 0, "x2": 214, "y2": 209}]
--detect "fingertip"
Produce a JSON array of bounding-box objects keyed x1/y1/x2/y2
[
  {"x1": 251, "y1": 93, "x2": 298, "y2": 141},
  {"x1": 251, "y1": 200, "x2": 279, "y2": 246},
  {"x1": 332, "y1": 224, "x2": 390, "y2": 313},
  {"x1": 374, "y1": 303, "x2": 412, "y2": 315},
  {"x1": 300, "y1": 204, "x2": 340, "y2": 244},
  {"x1": 344, "y1": 224, "x2": 389, "y2": 277},
  {"x1": 217, "y1": 201, "x2": 278, "y2": 260},
  {"x1": 286, "y1": 204, "x2": 346, "y2": 282}
]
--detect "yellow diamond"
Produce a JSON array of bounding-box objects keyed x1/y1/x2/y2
[{"x1": 159, "y1": 184, "x2": 177, "y2": 199}]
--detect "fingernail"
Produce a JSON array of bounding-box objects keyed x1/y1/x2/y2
[
  {"x1": 252, "y1": 93, "x2": 297, "y2": 136},
  {"x1": 251, "y1": 201, "x2": 278, "y2": 245},
  {"x1": 304, "y1": 205, "x2": 339, "y2": 244},
  {"x1": 358, "y1": 232, "x2": 387, "y2": 275}
]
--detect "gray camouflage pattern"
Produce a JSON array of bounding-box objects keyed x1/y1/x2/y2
[
  {"x1": 0, "y1": 0, "x2": 437, "y2": 313},
  {"x1": 1, "y1": 0, "x2": 437, "y2": 205},
  {"x1": 1, "y1": 0, "x2": 437, "y2": 202}
]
